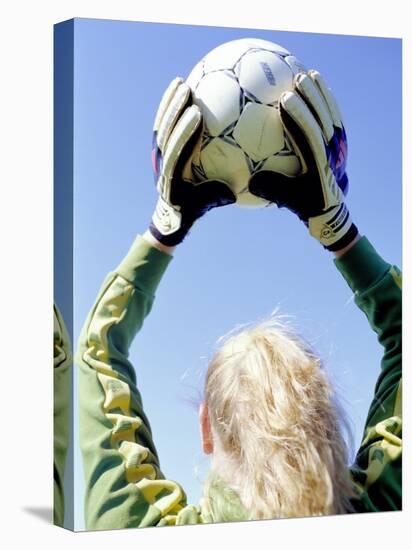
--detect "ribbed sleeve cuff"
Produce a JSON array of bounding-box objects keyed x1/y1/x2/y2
[
  {"x1": 115, "y1": 235, "x2": 173, "y2": 296},
  {"x1": 334, "y1": 236, "x2": 391, "y2": 294}
]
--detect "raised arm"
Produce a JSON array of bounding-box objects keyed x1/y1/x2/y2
[
  {"x1": 77, "y1": 235, "x2": 183, "y2": 530},
  {"x1": 77, "y1": 78, "x2": 235, "y2": 530},
  {"x1": 248, "y1": 69, "x2": 402, "y2": 512},
  {"x1": 334, "y1": 237, "x2": 402, "y2": 511}
]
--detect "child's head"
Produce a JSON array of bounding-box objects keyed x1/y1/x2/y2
[{"x1": 200, "y1": 318, "x2": 357, "y2": 520}]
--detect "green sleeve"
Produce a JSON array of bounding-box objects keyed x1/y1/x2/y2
[
  {"x1": 76, "y1": 235, "x2": 201, "y2": 530},
  {"x1": 334, "y1": 237, "x2": 402, "y2": 512},
  {"x1": 53, "y1": 304, "x2": 72, "y2": 527}
]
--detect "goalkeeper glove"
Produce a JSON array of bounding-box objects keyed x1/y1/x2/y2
[
  {"x1": 248, "y1": 70, "x2": 358, "y2": 251},
  {"x1": 149, "y1": 77, "x2": 236, "y2": 246}
]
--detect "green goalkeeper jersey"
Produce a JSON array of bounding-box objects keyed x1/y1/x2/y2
[{"x1": 76, "y1": 236, "x2": 402, "y2": 530}]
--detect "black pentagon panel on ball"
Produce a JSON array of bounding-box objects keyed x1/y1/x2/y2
[
  {"x1": 220, "y1": 134, "x2": 239, "y2": 148},
  {"x1": 243, "y1": 152, "x2": 255, "y2": 174},
  {"x1": 239, "y1": 87, "x2": 247, "y2": 112},
  {"x1": 220, "y1": 120, "x2": 237, "y2": 137},
  {"x1": 242, "y1": 89, "x2": 263, "y2": 105},
  {"x1": 200, "y1": 133, "x2": 214, "y2": 151},
  {"x1": 282, "y1": 132, "x2": 297, "y2": 153},
  {"x1": 251, "y1": 158, "x2": 266, "y2": 173}
]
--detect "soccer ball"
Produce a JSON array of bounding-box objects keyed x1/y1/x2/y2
[{"x1": 184, "y1": 38, "x2": 307, "y2": 207}]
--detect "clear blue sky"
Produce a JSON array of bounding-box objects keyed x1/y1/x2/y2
[{"x1": 69, "y1": 18, "x2": 401, "y2": 530}]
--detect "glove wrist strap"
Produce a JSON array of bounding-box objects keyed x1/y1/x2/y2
[
  {"x1": 150, "y1": 198, "x2": 189, "y2": 246},
  {"x1": 308, "y1": 203, "x2": 359, "y2": 251}
]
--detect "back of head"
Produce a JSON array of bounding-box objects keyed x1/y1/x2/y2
[{"x1": 203, "y1": 318, "x2": 356, "y2": 520}]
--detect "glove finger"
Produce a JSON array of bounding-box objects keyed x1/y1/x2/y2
[
  {"x1": 294, "y1": 72, "x2": 334, "y2": 142},
  {"x1": 157, "y1": 81, "x2": 192, "y2": 153},
  {"x1": 162, "y1": 105, "x2": 202, "y2": 202},
  {"x1": 280, "y1": 91, "x2": 327, "y2": 174},
  {"x1": 308, "y1": 70, "x2": 344, "y2": 129},
  {"x1": 307, "y1": 70, "x2": 348, "y2": 196},
  {"x1": 153, "y1": 77, "x2": 183, "y2": 133}
]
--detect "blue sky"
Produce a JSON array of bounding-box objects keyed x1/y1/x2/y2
[{"x1": 67, "y1": 18, "x2": 401, "y2": 530}]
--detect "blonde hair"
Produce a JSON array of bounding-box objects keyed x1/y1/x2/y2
[{"x1": 203, "y1": 317, "x2": 357, "y2": 521}]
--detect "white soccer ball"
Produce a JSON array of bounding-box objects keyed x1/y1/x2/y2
[{"x1": 184, "y1": 38, "x2": 307, "y2": 207}]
